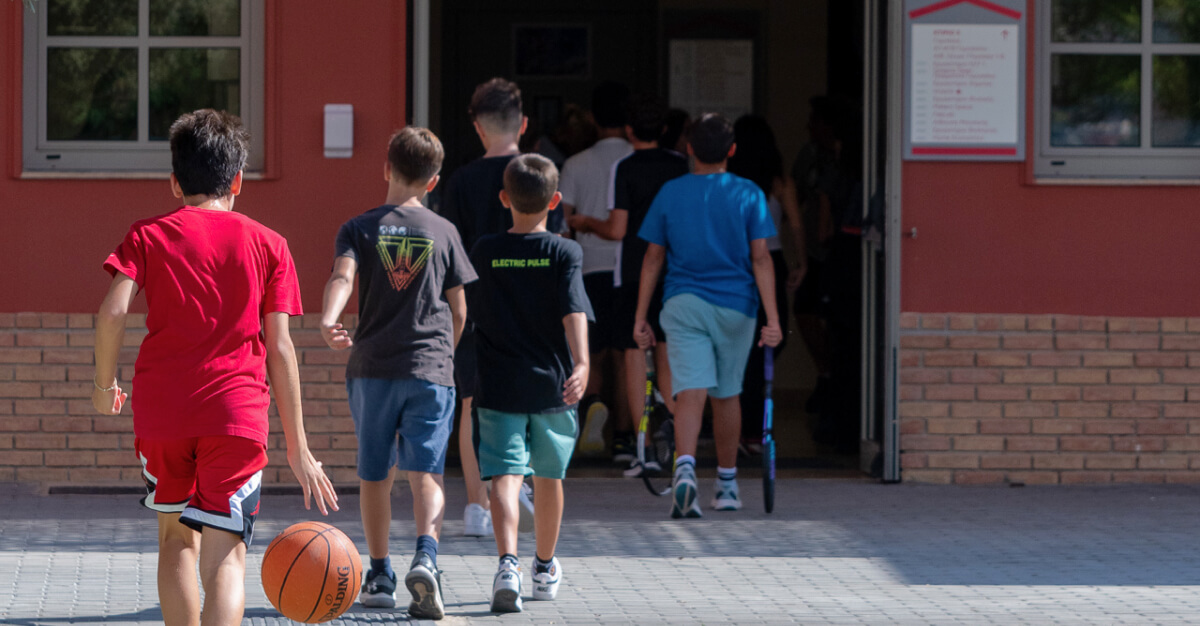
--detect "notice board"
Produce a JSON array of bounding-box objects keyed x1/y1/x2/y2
[{"x1": 904, "y1": 0, "x2": 1026, "y2": 161}]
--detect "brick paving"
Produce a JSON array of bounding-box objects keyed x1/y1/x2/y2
[{"x1": 4, "y1": 478, "x2": 1200, "y2": 624}]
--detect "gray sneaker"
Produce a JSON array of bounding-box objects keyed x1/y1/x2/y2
[
  {"x1": 360, "y1": 568, "x2": 397, "y2": 608},
  {"x1": 405, "y1": 551, "x2": 444, "y2": 620}
]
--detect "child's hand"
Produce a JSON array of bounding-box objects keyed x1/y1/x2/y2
[
  {"x1": 633, "y1": 319, "x2": 656, "y2": 349},
  {"x1": 567, "y1": 214, "x2": 589, "y2": 233},
  {"x1": 288, "y1": 449, "x2": 339, "y2": 515},
  {"x1": 92, "y1": 381, "x2": 128, "y2": 415},
  {"x1": 759, "y1": 322, "x2": 783, "y2": 348},
  {"x1": 786, "y1": 261, "x2": 807, "y2": 292},
  {"x1": 563, "y1": 363, "x2": 588, "y2": 405},
  {"x1": 320, "y1": 322, "x2": 354, "y2": 350}
]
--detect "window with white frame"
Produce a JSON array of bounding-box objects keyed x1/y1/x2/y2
[
  {"x1": 22, "y1": 0, "x2": 264, "y2": 173},
  {"x1": 1036, "y1": 0, "x2": 1200, "y2": 179}
]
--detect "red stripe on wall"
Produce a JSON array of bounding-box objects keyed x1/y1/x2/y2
[{"x1": 909, "y1": 0, "x2": 1022, "y2": 20}]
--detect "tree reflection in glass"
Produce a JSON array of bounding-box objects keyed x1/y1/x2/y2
[
  {"x1": 47, "y1": 47, "x2": 137, "y2": 141},
  {"x1": 1051, "y1": 54, "x2": 1141, "y2": 147}
]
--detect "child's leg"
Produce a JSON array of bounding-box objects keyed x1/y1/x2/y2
[
  {"x1": 673, "y1": 389, "x2": 708, "y2": 458},
  {"x1": 458, "y1": 397, "x2": 489, "y2": 508},
  {"x1": 197, "y1": 526, "x2": 247, "y2": 626},
  {"x1": 360, "y1": 470, "x2": 397, "y2": 561},
  {"x1": 156, "y1": 513, "x2": 201, "y2": 626},
  {"x1": 408, "y1": 471, "x2": 446, "y2": 539},
  {"x1": 654, "y1": 344, "x2": 676, "y2": 414},
  {"x1": 710, "y1": 395, "x2": 742, "y2": 469},
  {"x1": 531, "y1": 477, "x2": 563, "y2": 560},
  {"x1": 624, "y1": 348, "x2": 648, "y2": 427},
  {"x1": 490, "y1": 474, "x2": 524, "y2": 557}
]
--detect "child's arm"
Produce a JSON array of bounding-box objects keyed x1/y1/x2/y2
[
  {"x1": 264, "y1": 312, "x2": 339, "y2": 514},
  {"x1": 445, "y1": 285, "x2": 467, "y2": 348},
  {"x1": 319, "y1": 256, "x2": 357, "y2": 350},
  {"x1": 774, "y1": 176, "x2": 809, "y2": 291},
  {"x1": 562, "y1": 312, "x2": 590, "y2": 405},
  {"x1": 92, "y1": 274, "x2": 137, "y2": 415},
  {"x1": 567, "y1": 209, "x2": 628, "y2": 242},
  {"x1": 633, "y1": 243, "x2": 666, "y2": 349},
  {"x1": 751, "y1": 239, "x2": 783, "y2": 348}
]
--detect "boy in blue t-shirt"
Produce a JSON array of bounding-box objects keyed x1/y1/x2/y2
[
  {"x1": 469, "y1": 154, "x2": 593, "y2": 612},
  {"x1": 634, "y1": 113, "x2": 783, "y2": 518}
]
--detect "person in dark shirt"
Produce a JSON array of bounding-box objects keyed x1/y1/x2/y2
[
  {"x1": 320, "y1": 127, "x2": 476, "y2": 619},
  {"x1": 468, "y1": 154, "x2": 592, "y2": 613},
  {"x1": 439, "y1": 78, "x2": 545, "y2": 537},
  {"x1": 568, "y1": 95, "x2": 688, "y2": 474}
]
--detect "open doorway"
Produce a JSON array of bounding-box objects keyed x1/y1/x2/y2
[{"x1": 423, "y1": 0, "x2": 892, "y2": 477}]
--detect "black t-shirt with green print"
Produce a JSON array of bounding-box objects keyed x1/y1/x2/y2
[{"x1": 467, "y1": 231, "x2": 594, "y2": 413}]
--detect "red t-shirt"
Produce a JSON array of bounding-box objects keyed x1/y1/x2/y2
[{"x1": 104, "y1": 206, "x2": 303, "y2": 444}]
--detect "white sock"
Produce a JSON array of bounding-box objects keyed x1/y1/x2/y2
[
  {"x1": 717, "y1": 466, "x2": 737, "y2": 481},
  {"x1": 675, "y1": 455, "x2": 696, "y2": 474}
]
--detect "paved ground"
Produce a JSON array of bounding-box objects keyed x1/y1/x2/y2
[{"x1": 4, "y1": 477, "x2": 1200, "y2": 624}]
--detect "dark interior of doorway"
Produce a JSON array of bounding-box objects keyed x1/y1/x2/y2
[{"x1": 428, "y1": 0, "x2": 872, "y2": 477}]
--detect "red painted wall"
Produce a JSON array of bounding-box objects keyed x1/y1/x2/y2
[
  {"x1": 901, "y1": 162, "x2": 1200, "y2": 317},
  {"x1": 1, "y1": 1, "x2": 407, "y2": 313},
  {"x1": 901, "y1": 0, "x2": 1200, "y2": 318}
]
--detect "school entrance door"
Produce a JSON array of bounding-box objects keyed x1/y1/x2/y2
[{"x1": 416, "y1": 0, "x2": 902, "y2": 480}]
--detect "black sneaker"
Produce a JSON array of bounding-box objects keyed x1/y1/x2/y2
[
  {"x1": 405, "y1": 551, "x2": 445, "y2": 620},
  {"x1": 611, "y1": 434, "x2": 635, "y2": 464},
  {"x1": 360, "y1": 567, "x2": 398, "y2": 608}
]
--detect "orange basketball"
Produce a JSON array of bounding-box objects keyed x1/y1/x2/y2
[{"x1": 261, "y1": 521, "x2": 362, "y2": 623}]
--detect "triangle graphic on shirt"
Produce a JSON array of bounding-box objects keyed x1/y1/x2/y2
[{"x1": 376, "y1": 235, "x2": 434, "y2": 291}]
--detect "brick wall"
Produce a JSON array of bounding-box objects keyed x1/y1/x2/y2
[
  {"x1": 0, "y1": 312, "x2": 362, "y2": 489},
  {"x1": 900, "y1": 313, "x2": 1200, "y2": 485}
]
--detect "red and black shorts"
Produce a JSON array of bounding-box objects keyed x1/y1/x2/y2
[{"x1": 135, "y1": 435, "x2": 268, "y2": 545}]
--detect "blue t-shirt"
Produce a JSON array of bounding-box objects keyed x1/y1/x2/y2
[{"x1": 638, "y1": 172, "x2": 776, "y2": 318}]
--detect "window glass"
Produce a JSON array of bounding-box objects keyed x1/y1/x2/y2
[
  {"x1": 1051, "y1": 54, "x2": 1141, "y2": 147},
  {"x1": 1051, "y1": 0, "x2": 1141, "y2": 43},
  {"x1": 1153, "y1": 0, "x2": 1200, "y2": 43},
  {"x1": 149, "y1": 48, "x2": 241, "y2": 140},
  {"x1": 150, "y1": 0, "x2": 240, "y2": 37},
  {"x1": 47, "y1": 47, "x2": 137, "y2": 141},
  {"x1": 48, "y1": 0, "x2": 137, "y2": 36},
  {"x1": 1153, "y1": 55, "x2": 1200, "y2": 146}
]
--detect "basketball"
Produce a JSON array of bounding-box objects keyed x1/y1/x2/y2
[{"x1": 261, "y1": 521, "x2": 362, "y2": 623}]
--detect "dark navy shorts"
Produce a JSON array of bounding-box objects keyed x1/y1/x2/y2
[{"x1": 347, "y1": 377, "x2": 456, "y2": 480}]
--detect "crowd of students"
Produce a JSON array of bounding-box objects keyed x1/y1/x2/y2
[{"x1": 88, "y1": 74, "x2": 861, "y2": 622}]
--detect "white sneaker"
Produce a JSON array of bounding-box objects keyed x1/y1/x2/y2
[
  {"x1": 491, "y1": 558, "x2": 523, "y2": 613},
  {"x1": 711, "y1": 478, "x2": 742, "y2": 511},
  {"x1": 622, "y1": 459, "x2": 662, "y2": 478},
  {"x1": 531, "y1": 556, "x2": 561, "y2": 601},
  {"x1": 464, "y1": 503, "x2": 492, "y2": 537},
  {"x1": 517, "y1": 482, "x2": 535, "y2": 534},
  {"x1": 670, "y1": 463, "x2": 702, "y2": 519},
  {"x1": 578, "y1": 399, "x2": 609, "y2": 455}
]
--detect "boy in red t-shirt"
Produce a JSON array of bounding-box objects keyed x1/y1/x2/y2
[{"x1": 92, "y1": 109, "x2": 338, "y2": 626}]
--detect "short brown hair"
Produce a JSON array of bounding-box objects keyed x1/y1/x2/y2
[
  {"x1": 169, "y1": 109, "x2": 249, "y2": 197},
  {"x1": 469, "y1": 78, "x2": 523, "y2": 135},
  {"x1": 387, "y1": 126, "x2": 443, "y2": 183},
  {"x1": 503, "y1": 154, "x2": 559, "y2": 215}
]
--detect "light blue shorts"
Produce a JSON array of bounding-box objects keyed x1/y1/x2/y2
[
  {"x1": 476, "y1": 407, "x2": 577, "y2": 480},
  {"x1": 660, "y1": 293, "x2": 757, "y2": 399},
  {"x1": 347, "y1": 377, "x2": 455, "y2": 480}
]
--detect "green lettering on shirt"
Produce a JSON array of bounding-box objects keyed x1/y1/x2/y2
[{"x1": 491, "y1": 258, "x2": 550, "y2": 268}]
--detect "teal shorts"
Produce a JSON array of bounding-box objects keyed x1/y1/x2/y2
[
  {"x1": 660, "y1": 293, "x2": 757, "y2": 399},
  {"x1": 476, "y1": 407, "x2": 578, "y2": 480}
]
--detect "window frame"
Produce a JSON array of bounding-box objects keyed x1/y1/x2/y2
[
  {"x1": 1035, "y1": 0, "x2": 1200, "y2": 180},
  {"x1": 21, "y1": 0, "x2": 265, "y2": 174}
]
